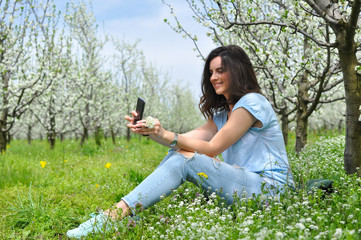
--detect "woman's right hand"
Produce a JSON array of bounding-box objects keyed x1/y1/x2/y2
[{"x1": 124, "y1": 110, "x2": 138, "y2": 130}]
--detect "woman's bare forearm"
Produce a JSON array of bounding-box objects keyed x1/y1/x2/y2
[{"x1": 148, "y1": 132, "x2": 177, "y2": 149}]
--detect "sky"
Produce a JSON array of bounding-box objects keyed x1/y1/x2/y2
[{"x1": 53, "y1": 0, "x2": 216, "y2": 98}]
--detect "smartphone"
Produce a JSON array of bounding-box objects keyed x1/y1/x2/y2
[{"x1": 133, "y1": 97, "x2": 145, "y2": 124}]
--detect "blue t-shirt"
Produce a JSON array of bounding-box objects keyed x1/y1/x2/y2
[{"x1": 213, "y1": 93, "x2": 293, "y2": 185}]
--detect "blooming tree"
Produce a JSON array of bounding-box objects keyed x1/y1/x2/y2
[
  {"x1": 162, "y1": 83, "x2": 205, "y2": 133},
  {"x1": 165, "y1": 0, "x2": 360, "y2": 174},
  {"x1": 27, "y1": 2, "x2": 82, "y2": 149},
  {"x1": 4, "y1": 0, "x2": 207, "y2": 148},
  {"x1": 0, "y1": 0, "x2": 56, "y2": 152},
  {"x1": 111, "y1": 39, "x2": 144, "y2": 141},
  {"x1": 164, "y1": 0, "x2": 344, "y2": 151},
  {"x1": 303, "y1": 0, "x2": 361, "y2": 175},
  {"x1": 65, "y1": 0, "x2": 109, "y2": 146}
]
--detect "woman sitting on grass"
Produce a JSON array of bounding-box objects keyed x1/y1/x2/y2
[{"x1": 67, "y1": 45, "x2": 294, "y2": 238}]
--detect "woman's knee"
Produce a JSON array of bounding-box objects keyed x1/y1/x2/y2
[{"x1": 161, "y1": 153, "x2": 186, "y2": 169}]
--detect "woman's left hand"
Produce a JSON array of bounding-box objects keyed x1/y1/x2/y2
[{"x1": 127, "y1": 116, "x2": 163, "y2": 136}]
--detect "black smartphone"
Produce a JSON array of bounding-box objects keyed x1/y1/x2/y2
[{"x1": 133, "y1": 97, "x2": 145, "y2": 124}]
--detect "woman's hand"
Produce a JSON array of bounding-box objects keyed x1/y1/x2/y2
[{"x1": 124, "y1": 111, "x2": 164, "y2": 137}]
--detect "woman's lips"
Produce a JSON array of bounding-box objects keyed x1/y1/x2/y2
[{"x1": 213, "y1": 82, "x2": 223, "y2": 88}]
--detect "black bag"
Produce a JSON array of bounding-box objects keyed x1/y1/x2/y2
[{"x1": 305, "y1": 179, "x2": 334, "y2": 194}]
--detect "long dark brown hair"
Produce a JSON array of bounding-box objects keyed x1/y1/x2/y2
[{"x1": 199, "y1": 45, "x2": 261, "y2": 119}]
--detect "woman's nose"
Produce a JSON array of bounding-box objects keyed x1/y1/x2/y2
[{"x1": 210, "y1": 72, "x2": 218, "y2": 81}]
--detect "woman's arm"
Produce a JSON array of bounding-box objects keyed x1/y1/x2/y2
[
  {"x1": 150, "y1": 119, "x2": 218, "y2": 148},
  {"x1": 124, "y1": 112, "x2": 218, "y2": 148},
  {"x1": 177, "y1": 108, "x2": 256, "y2": 156},
  {"x1": 180, "y1": 119, "x2": 218, "y2": 141},
  {"x1": 131, "y1": 107, "x2": 257, "y2": 157}
]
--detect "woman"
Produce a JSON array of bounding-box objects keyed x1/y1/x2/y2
[{"x1": 67, "y1": 45, "x2": 293, "y2": 238}]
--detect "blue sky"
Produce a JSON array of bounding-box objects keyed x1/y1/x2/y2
[{"x1": 53, "y1": 0, "x2": 216, "y2": 98}]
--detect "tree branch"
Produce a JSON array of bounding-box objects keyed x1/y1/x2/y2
[
  {"x1": 318, "y1": 96, "x2": 345, "y2": 103},
  {"x1": 304, "y1": 0, "x2": 343, "y2": 27},
  {"x1": 222, "y1": 19, "x2": 336, "y2": 47},
  {"x1": 346, "y1": 0, "x2": 361, "y2": 48}
]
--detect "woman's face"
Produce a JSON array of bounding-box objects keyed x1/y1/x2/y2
[{"x1": 209, "y1": 56, "x2": 230, "y2": 100}]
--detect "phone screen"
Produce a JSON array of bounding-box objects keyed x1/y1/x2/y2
[{"x1": 133, "y1": 97, "x2": 145, "y2": 124}]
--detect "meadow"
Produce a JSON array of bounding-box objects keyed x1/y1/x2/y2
[{"x1": 0, "y1": 132, "x2": 360, "y2": 239}]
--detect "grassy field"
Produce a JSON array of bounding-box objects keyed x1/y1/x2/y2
[{"x1": 0, "y1": 132, "x2": 360, "y2": 239}]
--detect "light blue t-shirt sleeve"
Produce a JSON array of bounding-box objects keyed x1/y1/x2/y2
[{"x1": 232, "y1": 93, "x2": 274, "y2": 130}]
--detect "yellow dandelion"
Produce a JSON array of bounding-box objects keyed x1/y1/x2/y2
[
  {"x1": 95, "y1": 184, "x2": 100, "y2": 188},
  {"x1": 40, "y1": 161, "x2": 47, "y2": 168},
  {"x1": 63, "y1": 160, "x2": 68, "y2": 163},
  {"x1": 105, "y1": 163, "x2": 111, "y2": 169},
  {"x1": 197, "y1": 172, "x2": 208, "y2": 179},
  {"x1": 6, "y1": 145, "x2": 10, "y2": 148}
]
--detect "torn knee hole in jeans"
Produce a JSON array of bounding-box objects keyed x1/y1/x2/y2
[{"x1": 176, "y1": 150, "x2": 195, "y2": 159}]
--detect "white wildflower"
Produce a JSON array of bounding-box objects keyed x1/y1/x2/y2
[
  {"x1": 275, "y1": 231, "x2": 285, "y2": 238},
  {"x1": 295, "y1": 223, "x2": 305, "y2": 230},
  {"x1": 333, "y1": 228, "x2": 342, "y2": 238}
]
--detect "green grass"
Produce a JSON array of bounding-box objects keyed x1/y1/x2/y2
[{"x1": 0, "y1": 133, "x2": 360, "y2": 239}]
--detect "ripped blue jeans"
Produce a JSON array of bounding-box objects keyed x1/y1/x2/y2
[{"x1": 122, "y1": 150, "x2": 282, "y2": 211}]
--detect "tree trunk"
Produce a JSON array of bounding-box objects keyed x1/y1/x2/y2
[
  {"x1": 338, "y1": 48, "x2": 361, "y2": 175},
  {"x1": 94, "y1": 126, "x2": 101, "y2": 147},
  {"x1": 111, "y1": 129, "x2": 116, "y2": 145},
  {"x1": 295, "y1": 114, "x2": 308, "y2": 153},
  {"x1": 48, "y1": 112, "x2": 56, "y2": 149},
  {"x1": 338, "y1": 119, "x2": 344, "y2": 134},
  {"x1": 75, "y1": 132, "x2": 79, "y2": 141},
  {"x1": 126, "y1": 127, "x2": 131, "y2": 142},
  {"x1": 80, "y1": 127, "x2": 88, "y2": 147},
  {"x1": 1, "y1": 69, "x2": 9, "y2": 153},
  {"x1": 27, "y1": 125, "x2": 32, "y2": 144},
  {"x1": 80, "y1": 102, "x2": 90, "y2": 146},
  {"x1": 0, "y1": 129, "x2": 6, "y2": 153},
  {"x1": 280, "y1": 109, "x2": 289, "y2": 146},
  {"x1": 103, "y1": 132, "x2": 107, "y2": 140},
  {"x1": 48, "y1": 131, "x2": 56, "y2": 150},
  {"x1": 6, "y1": 131, "x2": 11, "y2": 144},
  {"x1": 295, "y1": 38, "x2": 310, "y2": 153}
]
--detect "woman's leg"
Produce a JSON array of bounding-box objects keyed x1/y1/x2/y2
[
  {"x1": 67, "y1": 150, "x2": 279, "y2": 238},
  {"x1": 104, "y1": 150, "x2": 199, "y2": 220},
  {"x1": 118, "y1": 150, "x2": 279, "y2": 215},
  {"x1": 67, "y1": 150, "x2": 180, "y2": 238},
  {"x1": 120, "y1": 150, "x2": 188, "y2": 213},
  {"x1": 104, "y1": 149, "x2": 178, "y2": 220},
  {"x1": 182, "y1": 152, "x2": 278, "y2": 204}
]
